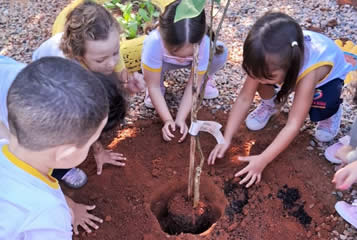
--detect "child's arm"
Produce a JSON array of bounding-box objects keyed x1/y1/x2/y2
[
  {"x1": 236, "y1": 71, "x2": 318, "y2": 187},
  {"x1": 174, "y1": 73, "x2": 205, "y2": 142},
  {"x1": 333, "y1": 161, "x2": 357, "y2": 190},
  {"x1": 208, "y1": 76, "x2": 259, "y2": 164},
  {"x1": 65, "y1": 196, "x2": 103, "y2": 235},
  {"x1": 144, "y1": 69, "x2": 176, "y2": 141}
]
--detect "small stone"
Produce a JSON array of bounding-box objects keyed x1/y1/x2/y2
[
  {"x1": 105, "y1": 215, "x2": 112, "y2": 222},
  {"x1": 307, "y1": 146, "x2": 314, "y2": 151},
  {"x1": 228, "y1": 222, "x2": 238, "y2": 232},
  {"x1": 310, "y1": 140, "x2": 316, "y2": 147},
  {"x1": 340, "y1": 234, "x2": 347, "y2": 240},
  {"x1": 309, "y1": 203, "x2": 315, "y2": 209},
  {"x1": 306, "y1": 231, "x2": 312, "y2": 238}
]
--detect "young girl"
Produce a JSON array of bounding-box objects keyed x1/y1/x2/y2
[
  {"x1": 208, "y1": 12, "x2": 354, "y2": 188},
  {"x1": 332, "y1": 115, "x2": 357, "y2": 229},
  {"x1": 33, "y1": 2, "x2": 132, "y2": 187},
  {"x1": 141, "y1": 0, "x2": 228, "y2": 142}
]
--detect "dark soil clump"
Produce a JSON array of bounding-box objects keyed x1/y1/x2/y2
[
  {"x1": 224, "y1": 180, "x2": 249, "y2": 221},
  {"x1": 277, "y1": 185, "x2": 312, "y2": 226}
]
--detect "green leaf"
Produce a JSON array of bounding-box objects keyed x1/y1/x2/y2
[
  {"x1": 138, "y1": 8, "x2": 150, "y2": 22},
  {"x1": 127, "y1": 21, "x2": 138, "y2": 39},
  {"x1": 174, "y1": 0, "x2": 206, "y2": 23},
  {"x1": 214, "y1": 0, "x2": 220, "y2": 3}
]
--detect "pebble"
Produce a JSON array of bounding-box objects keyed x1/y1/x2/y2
[{"x1": 306, "y1": 146, "x2": 314, "y2": 151}]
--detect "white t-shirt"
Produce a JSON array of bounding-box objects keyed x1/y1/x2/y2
[
  {"x1": 32, "y1": 33, "x2": 65, "y2": 61},
  {"x1": 141, "y1": 29, "x2": 210, "y2": 74},
  {"x1": 298, "y1": 30, "x2": 354, "y2": 87},
  {"x1": 0, "y1": 56, "x2": 26, "y2": 128},
  {"x1": 0, "y1": 144, "x2": 72, "y2": 240}
]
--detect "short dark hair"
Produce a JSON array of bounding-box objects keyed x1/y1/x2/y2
[
  {"x1": 242, "y1": 12, "x2": 304, "y2": 103},
  {"x1": 7, "y1": 57, "x2": 109, "y2": 151},
  {"x1": 92, "y1": 72, "x2": 127, "y2": 132},
  {"x1": 159, "y1": 0, "x2": 206, "y2": 51}
]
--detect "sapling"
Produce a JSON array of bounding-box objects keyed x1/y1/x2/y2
[{"x1": 175, "y1": 0, "x2": 231, "y2": 207}]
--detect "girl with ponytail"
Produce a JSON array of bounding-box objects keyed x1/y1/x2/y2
[{"x1": 208, "y1": 12, "x2": 354, "y2": 187}]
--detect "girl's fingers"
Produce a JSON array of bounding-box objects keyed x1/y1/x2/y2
[
  {"x1": 109, "y1": 160, "x2": 126, "y2": 167},
  {"x1": 84, "y1": 219, "x2": 99, "y2": 230},
  {"x1": 73, "y1": 225, "x2": 79, "y2": 235},
  {"x1": 85, "y1": 205, "x2": 96, "y2": 211},
  {"x1": 235, "y1": 167, "x2": 248, "y2": 178},
  {"x1": 239, "y1": 172, "x2": 252, "y2": 185},
  {"x1": 80, "y1": 222, "x2": 92, "y2": 233},
  {"x1": 245, "y1": 175, "x2": 257, "y2": 188},
  {"x1": 88, "y1": 214, "x2": 103, "y2": 223}
]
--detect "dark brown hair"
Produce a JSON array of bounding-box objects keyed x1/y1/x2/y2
[
  {"x1": 7, "y1": 57, "x2": 109, "y2": 151},
  {"x1": 159, "y1": 0, "x2": 206, "y2": 52},
  {"x1": 243, "y1": 12, "x2": 304, "y2": 103},
  {"x1": 60, "y1": 1, "x2": 121, "y2": 59}
]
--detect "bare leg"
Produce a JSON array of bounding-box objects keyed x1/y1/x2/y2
[{"x1": 257, "y1": 83, "x2": 276, "y2": 100}]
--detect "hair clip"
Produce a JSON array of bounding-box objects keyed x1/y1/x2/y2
[{"x1": 291, "y1": 41, "x2": 298, "y2": 47}]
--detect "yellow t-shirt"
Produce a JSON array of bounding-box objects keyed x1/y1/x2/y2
[{"x1": 52, "y1": 0, "x2": 125, "y2": 72}]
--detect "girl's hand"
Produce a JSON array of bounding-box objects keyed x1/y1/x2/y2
[
  {"x1": 235, "y1": 154, "x2": 267, "y2": 188},
  {"x1": 71, "y1": 204, "x2": 103, "y2": 235},
  {"x1": 162, "y1": 120, "x2": 175, "y2": 141},
  {"x1": 208, "y1": 141, "x2": 231, "y2": 165},
  {"x1": 333, "y1": 161, "x2": 357, "y2": 190},
  {"x1": 94, "y1": 149, "x2": 126, "y2": 175},
  {"x1": 175, "y1": 120, "x2": 188, "y2": 143}
]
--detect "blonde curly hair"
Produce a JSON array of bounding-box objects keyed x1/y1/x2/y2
[{"x1": 60, "y1": 1, "x2": 121, "y2": 59}]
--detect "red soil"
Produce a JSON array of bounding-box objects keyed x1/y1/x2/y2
[{"x1": 67, "y1": 109, "x2": 344, "y2": 240}]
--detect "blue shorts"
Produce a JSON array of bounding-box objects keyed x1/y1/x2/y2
[{"x1": 309, "y1": 78, "x2": 343, "y2": 122}]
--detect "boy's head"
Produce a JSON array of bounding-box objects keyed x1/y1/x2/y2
[
  {"x1": 7, "y1": 57, "x2": 109, "y2": 168},
  {"x1": 60, "y1": 1, "x2": 121, "y2": 75}
]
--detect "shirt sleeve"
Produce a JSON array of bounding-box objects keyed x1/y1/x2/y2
[
  {"x1": 141, "y1": 31, "x2": 163, "y2": 73},
  {"x1": 32, "y1": 33, "x2": 65, "y2": 61},
  {"x1": 349, "y1": 118, "x2": 357, "y2": 148},
  {"x1": 197, "y1": 35, "x2": 210, "y2": 75}
]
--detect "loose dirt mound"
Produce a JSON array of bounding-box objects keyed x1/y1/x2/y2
[{"x1": 67, "y1": 109, "x2": 344, "y2": 240}]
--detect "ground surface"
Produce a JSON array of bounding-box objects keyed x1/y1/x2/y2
[
  {"x1": 66, "y1": 110, "x2": 345, "y2": 240},
  {"x1": 1, "y1": 0, "x2": 357, "y2": 239}
]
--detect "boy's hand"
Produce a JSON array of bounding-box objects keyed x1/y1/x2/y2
[
  {"x1": 336, "y1": 145, "x2": 354, "y2": 164},
  {"x1": 162, "y1": 120, "x2": 175, "y2": 141},
  {"x1": 94, "y1": 149, "x2": 127, "y2": 175},
  {"x1": 333, "y1": 161, "x2": 357, "y2": 190},
  {"x1": 175, "y1": 120, "x2": 188, "y2": 143},
  {"x1": 235, "y1": 154, "x2": 267, "y2": 188},
  {"x1": 71, "y1": 204, "x2": 103, "y2": 235},
  {"x1": 208, "y1": 141, "x2": 231, "y2": 165}
]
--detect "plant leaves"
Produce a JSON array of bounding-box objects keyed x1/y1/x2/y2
[
  {"x1": 214, "y1": 0, "x2": 220, "y2": 3},
  {"x1": 174, "y1": 0, "x2": 206, "y2": 23},
  {"x1": 138, "y1": 8, "x2": 150, "y2": 22}
]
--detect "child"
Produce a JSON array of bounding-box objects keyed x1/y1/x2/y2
[
  {"x1": 33, "y1": 1, "x2": 133, "y2": 187},
  {"x1": 332, "y1": 122, "x2": 357, "y2": 228},
  {"x1": 0, "y1": 57, "x2": 109, "y2": 239},
  {"x1": 208, "y1": 12, "x2": 354, "y2": 188},
  {"x1": 141, "y1": 0, "x2": 228, "y2": 142}
]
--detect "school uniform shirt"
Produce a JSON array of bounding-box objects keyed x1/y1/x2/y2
[
  {"x1": 0, "y1": 144, "x2": 73, "y2": 240},
  {"x1": 141, "y1": 29, "x2": 210, "y2": 75},
  {"x1": 298, "y1": 30, "x2": 354, "y2": 88},
  {"x1": 0, "y1": 56, "x2": 26, "y2": 128},
  {"x1": 32, "y1": 32, "x2": 125, "y2": 72}
]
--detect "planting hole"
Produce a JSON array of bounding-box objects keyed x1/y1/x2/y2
[{"x1": 150, "y1": 178, "x2": 227, "y2": 236}]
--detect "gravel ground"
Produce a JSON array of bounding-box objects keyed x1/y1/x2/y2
[{"x1": 1, "y1": 0, "x2": 357, "y2": 239}]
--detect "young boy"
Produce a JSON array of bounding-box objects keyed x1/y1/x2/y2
[{"x1": 0, "y1": 56, "x2": 108, "y2": 239}]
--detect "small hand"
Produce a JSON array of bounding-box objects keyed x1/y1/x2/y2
[
  {"x1": 94, "y1": 149, "x2": 127, "y2": 175},
  {"x1": 126, "y1": 72, "x2": 145, "y2": 93},
  {"x1": 235, "y1": 155, "x2": 267, "y2": 188},
  {"x1": 71, "y1": 203, "x2": 103, "y2": 235},
  {"x1": 175, "y1": 120, "x2": 188, "y2": 143},
  {"x1": 208, "y1": 141, "x2": 231, "y2": 165},
  {"x1": 333, "y1": 161, "x2": 357, "y2": 190},
  {"x1": 162, "y1": 120, "x2": 175, "y2": 141}
]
